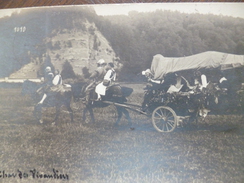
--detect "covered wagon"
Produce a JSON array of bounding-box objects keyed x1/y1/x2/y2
[{"x1": 142, "y1": 51, "x2": 244, "y2": 132}]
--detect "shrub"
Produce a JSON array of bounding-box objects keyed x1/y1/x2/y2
[{"x1": 61, "y1": 60, "x2": 76, "y2": 79}]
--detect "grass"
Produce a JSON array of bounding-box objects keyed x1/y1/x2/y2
[{"x1": 0, "y1": 86, "x2": 244, "y2": 182}]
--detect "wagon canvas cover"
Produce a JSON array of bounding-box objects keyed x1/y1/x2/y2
[{"x1": 151, "y1": 51, "x2": 244, "y2": 80}]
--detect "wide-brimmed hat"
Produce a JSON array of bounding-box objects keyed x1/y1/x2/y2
[
  {"x1": 45, "y1": 66, "x2": 51, "y2": 72},
  {"x1": 142, "y1": 69, "x2": 151, "y2": 75},
  {"x1": 97, "y1": 59, "x2": 106, "y2": 65}
]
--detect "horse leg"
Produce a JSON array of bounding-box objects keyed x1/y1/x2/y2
[
  {"x1": 82, "y1": 105, "x2": 95, "y2": 123},
  {"x1": 82, "y1": 106, "x2": 88, "y2": 122},
  {"x1": 115, "y1": 106, "x2": 134, "y2": 130},
  {"x1": 115, "y1": 106, "x2": 123, "y2": 126},
  {"x1": 121, "y1": 107, "x2": 134, "y2": 130},
  {"x1": 66, "y1": 102, "x2": 74, "y2": 122},
  {"x1": 34, "y1": 104, "x2": 43, "y2": 124},
  {"x1": 87, "y1": 106, "x2": 95, "y2": 123},
  {"x1": 53, "y1": 105, "x2": 61, "y2": 125}
]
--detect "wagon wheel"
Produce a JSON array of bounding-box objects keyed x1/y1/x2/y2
[{"x1": 152, "y1": 106, "x2": 178, "y2": 132}]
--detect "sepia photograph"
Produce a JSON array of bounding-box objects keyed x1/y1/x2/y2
[{"x1": 0, "y1": 3, "x2": 244, "y2": 182}]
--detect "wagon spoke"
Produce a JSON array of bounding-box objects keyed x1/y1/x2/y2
[
  {"x1": 162, "y1": 123, "x2": 165, "y2": 131},
  {"x1": 160, "y1": 124, "x2": 165, "y2": 131},
  {"x1": 155, "y1": 111, "x2": 163, "y2": 118},
  {"x1": 154, "y1": 117, "x2": 163, "y2": 120},
  {"x1": 161, "y1": 109, "x2": 171, "y2": 119},
  {"x1": 154, "y1": 119, "x2": 165, "y2": 130},
  {"x1": 168, "y1": 117, "x2": 176, "y2": 124},
  {"x1": 167, "y1": 113, "x2": 174, "y2": 117},
  {"x1": 166, "y1": 109, "x2": 173, "y2": 118},
  {"x1": 159, "y1": 109, "x2": 165, "y2": 116},
  {"x1": 154, "y1": 117, "x2": 163, "y2": 124},
  {"x1": 160, "y1": 109, "x2": 173, "y2": 119},
  {"x1": 167, "y1": 121, "x2": 174, "y2": 129},
  {"x1": 166, "y1": 123, "x2": 169, "y2": 131},
  {"x1": 167, "y1": 121, "x2": 175, "y2": 128},
  {"x1": 154, "y1": 118, "x2": 163, "y2": 125}
]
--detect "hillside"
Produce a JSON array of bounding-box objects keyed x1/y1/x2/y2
[
  {"x1": 9, "y1": 20, "x2": 118, "y2": 78},
  {"x1": 9, "y1": 62, "x2": 41, "y2": 78},
  {"x1": 46, "y1": 21, "x2": 118, "y2": 74}
]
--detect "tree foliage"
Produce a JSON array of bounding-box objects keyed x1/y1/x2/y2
[
  {"x1": 61, "y1": 60, "x2": 76, "y2": 79},
  {"x1": 81, "y1": 67, "x2": 91, "y2": 79},
  {"x1": 95, "y1": 11, "x2": 244, "y2": 80}
]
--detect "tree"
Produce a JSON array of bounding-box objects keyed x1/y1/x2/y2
[
  {"x1": 61, "y1": 60, "x2": 76, "y2": 79},
  {"x1": 235, "y1": 41, "x2": 244, "y2": 54},
  {"x1": 82, "y1": 67, "x2": 91, "y2": 79}
]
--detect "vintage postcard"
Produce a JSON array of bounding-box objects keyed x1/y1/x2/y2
[{"x1": 0, "y1": 3, "x2": 244, "y2": 182}]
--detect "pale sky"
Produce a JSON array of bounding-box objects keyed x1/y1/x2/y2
[
  {"x1": 93, "y1": 3, "x2": 244, "y2": 18},
  {"x1": 0, "y1": 3, "x2": 243, "y2": 19},
  {"x1": 0, "y1": 8, "x2": 21, "y2": 18}
]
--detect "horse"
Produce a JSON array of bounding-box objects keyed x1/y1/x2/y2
[
  {"x1": 71, "y1": 82, "x2": 134, "y2": 128},
  {"x1": 21, "y1": 80, "x2": 73, "y2": 124}
]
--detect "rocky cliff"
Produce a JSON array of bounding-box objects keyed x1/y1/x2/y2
[{"x1": 9, "y1": 20, "x2": 119, "y2": 79}]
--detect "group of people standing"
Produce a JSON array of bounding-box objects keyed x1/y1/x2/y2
[{"x1": 38, "y1": 59, "x2": 116, "y2": 105}]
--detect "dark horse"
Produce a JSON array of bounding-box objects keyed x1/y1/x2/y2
[
  {"x1": 22, "y1": 80, "x2": 73, "y2": 124},
  {"x1": 71, "y1": 82, "x2": 133, "y2": 127}
]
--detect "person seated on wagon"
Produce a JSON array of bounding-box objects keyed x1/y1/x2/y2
[
  {"x1": 166, "y1": 73, "x2": 185, "y2": 93},
  {"x1": 142, "y1": 69, "x2": 163, "y2": 84},
  {"x1": 142, "y1": 69, "x2": 184, "y2": 93},
  {"x1": 95, "y1": 62, "x2": 116, "y2": 101},
  {"x1": 219, "y1": 76, "x2": 227, "y2": 89},
  {"x1": 193, "y1": 70, "x2": 208, "y2": 91},
  {"x1": 142, "y1": 69, "x2": 167, "y2": 92}
]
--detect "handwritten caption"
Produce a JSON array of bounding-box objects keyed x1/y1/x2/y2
[{"x1": 0, "y1": 169, "x2": 69, "y2": 180}]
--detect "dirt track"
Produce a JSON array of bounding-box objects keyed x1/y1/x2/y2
[{"x1": 0, "y1": 87, "x2": 244, "y2": 183}]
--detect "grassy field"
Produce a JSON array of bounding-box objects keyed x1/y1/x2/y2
[{"x1": 0, "y1": 85, "x2": 244, "y2": 183}]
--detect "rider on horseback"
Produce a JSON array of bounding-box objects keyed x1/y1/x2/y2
[
  {"x1": 95, "y1": 62, "x2": 116, "y2": 100},
  {"x1": 38, "y1": 66, "x2": 54, "y2": 104},
  {"x1": 84, "y1": 59, "x2": 107, "y2": 104},
  {"x1": 53, "y1": 69, "x2": 62, "y2": 85},
  {"x1": 104, "y1": 62, "x2": 116, "y2": 86}
]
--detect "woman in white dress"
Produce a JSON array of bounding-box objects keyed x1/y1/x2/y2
[{"x1": 95, "y1": 62, "x2": 116, "y2": 100}]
